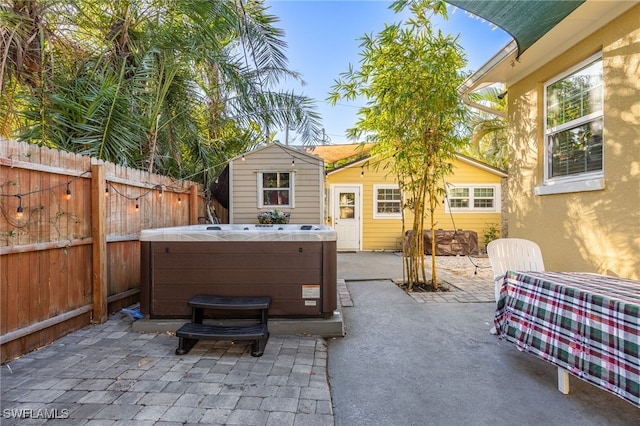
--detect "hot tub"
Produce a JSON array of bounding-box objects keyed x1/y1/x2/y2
[{"x1": 140, "y1": 224, "x2": 337, "y2": 319}]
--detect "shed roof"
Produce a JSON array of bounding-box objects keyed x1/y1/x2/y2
[{"x1": 229, "y1": 142, "x2": 323, "y2": 164}]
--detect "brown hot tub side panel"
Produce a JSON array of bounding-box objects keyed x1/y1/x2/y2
[
  {"x1": 140, "y1": 241, "x2": 151, "y2": 316},
  {"x1": 322, "y1": 241, "x2": 337, "y2": 314},
  {"x1": 143, "y1": 240, "x2": 336, "y2": 318}
]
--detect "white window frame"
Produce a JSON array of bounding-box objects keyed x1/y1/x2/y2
[
  {"x1": 373, "y1": 184, "x2": 402, "y2": 219},
  {"x1": 257, "y1": 171, "x2": 294, "y2": 208},
  {"x1": 538, "y1": 53, "x2": 604, "y2": 196},
  {"x1": 445, "y1": 184, "x2": 501, "y2": 213}
]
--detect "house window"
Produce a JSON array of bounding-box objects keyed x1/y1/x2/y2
[
  {"x1": 373, "y1": 185, "x2": 401, "y2": 218},
  {"x1": 258, "y1": 172, "x2": 293, "y2": 207},
  {"x1": 449, "y1": 188, "x2": 469, "y2": 208},
  {"x1": 544, "y1": 55, "x2": 603, "y2": 182},
  {"x1": 446, "y1": 185, "x2": 500, "y2": 213}
]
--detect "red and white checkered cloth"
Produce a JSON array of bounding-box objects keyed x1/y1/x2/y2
[{"x1": 495, "y1": 271, "x2": 640, "y2": 407}]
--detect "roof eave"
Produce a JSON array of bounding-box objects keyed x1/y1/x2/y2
[
  {"x1": 230, "y1": 142, "x2": 323, "y2": 164},
  {"x1": 460, "y1": 0, "x2": 638, "y2": 96},
  {"x1": 325, "y1": 157, "x2": 370, "y2": 175},
  {"x1": 454, "y1": 154, "x2": 507, "y2": 177},
  {"x1": 459, "y1": 39, "x2": 517, "y2": 96},
  {"x1": 326, "y1": 154, "x2": 507, "y2": 178}
]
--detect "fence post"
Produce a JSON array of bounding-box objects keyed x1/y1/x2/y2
[
  {"x1": 189, "y1": 185, "x2": 199, "y2": 225},
  {"x1": 91, "y1": 162, "x2": 108, "y2": 323}
]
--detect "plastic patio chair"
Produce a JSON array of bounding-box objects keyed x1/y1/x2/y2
[
  {"x1": 487, "y1": 238, "x2": 545, "y2": 335},
  {"x1": 486, "y1": 238, "x2": 574, "y2": 391},
  {"x1": 487, "y1": 238, "x2": 545, "y2": 303}
]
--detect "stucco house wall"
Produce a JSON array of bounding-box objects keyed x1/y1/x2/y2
[
  {"x1": 507, "y1": 5, "x2": 640, "y2": 279},
  {"x1": 228, "y1": 143, "x2": 324, "y2": 224}
]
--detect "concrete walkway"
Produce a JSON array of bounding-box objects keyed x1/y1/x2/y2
[
  {"x1": 1, "y1": 252, "x2": 638, "y2": 425},
  {"x1": 331, "y1": 252, "x2": 639, "y2": 426}
]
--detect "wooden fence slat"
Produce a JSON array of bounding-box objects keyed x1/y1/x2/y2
[
  {"x1": 5, "y1": 253, "x2": 19, "y2": 332},
  {"x1": 91, "y1": 164, "x2": 107, "y2": 323},
  {"x1": 1, "y1": 139, "x2": 204, "y2": 362},
  {"x1": 39, "y1": 248, "x2": 51, "y2": 324},
  {"x1": 16, "y1": 253, "x2": 30, "y2": 328},
  {"x1": 190, "y1": 185, "x2": 199, "y2": 225}
]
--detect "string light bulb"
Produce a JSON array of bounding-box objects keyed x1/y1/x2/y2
[
  {"x1": 105, "y1": 181, "x2": 110, "y2": 196},
  {"x1": 177, "y1": 196, "x2": 182, "y2": 204},
  {"x1": 291, "y1": 157, "x2": 295, "y2": 167},
  {"x1": 65, "y1": 182, "x2": 72, "y2": 200},
  {"x1": 361, "y1": 167, "x2": 364, "y2": 178},
  {"x1": 16, "y1": 194, "x2": 24, "y2": 219},
  {"x1": 135, "y1": 197, "x2": 139, "y2": 211},
  {"x1": 241, "y1": 154, "x2": 245, "y2": 161}
]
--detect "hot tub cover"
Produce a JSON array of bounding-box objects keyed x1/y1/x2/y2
[{"x1": 139, "y1": 224, "x2": 337, "y2": 242}]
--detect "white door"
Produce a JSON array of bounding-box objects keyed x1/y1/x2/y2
[{"x1": 333, "y1": 186, "x2": 360, "y2": 251}]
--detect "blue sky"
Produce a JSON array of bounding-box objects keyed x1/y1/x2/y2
[{"x1": 264, "y1": 0, "x2": 512, "y2": 145}]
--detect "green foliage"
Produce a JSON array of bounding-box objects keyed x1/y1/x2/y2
[
  {"x1": 328, "y1": 0, "x2": 467, "y2": 289},
  {"x1": 482, "y1": 223, "x2": 500, "y2": 248},
  {"x1": 0, "y1": 0, "x2": 322, "y2": 184},
  {"x1": 257, "y1": 209, "x2": 290, "y2": 224},
  {"x1": 461, "y1": 85, "x2": 509, "y2": 170}
]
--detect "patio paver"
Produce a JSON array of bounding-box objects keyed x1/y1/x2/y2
[{"x1": 0, "y1": 318, "x2": 333, "y2": 426}]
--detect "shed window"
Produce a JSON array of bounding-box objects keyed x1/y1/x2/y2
[
  {"x1": 545, "y1": 55, "x2": 603, "y2": 182},
  {"x1": 258, "y1": 172, "x2": 293, "y2": 207}
]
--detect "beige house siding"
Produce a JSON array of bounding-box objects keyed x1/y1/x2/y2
[
  {"x1": 507, "y1": 5, "x2": 640, "y2": 279},
  {"x1": 229, "y1": 144, "x2": 323, "y2": 224}
]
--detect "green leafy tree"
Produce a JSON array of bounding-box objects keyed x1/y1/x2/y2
[
  {"x1": 328, "y1": 0, "x2": 467, "y2": 289},
  {"x1": 463, "y1": 85, "x2": 508, "y2": 170},
  {"x1": 1, "y1": 0, "x2": 322, "y2": 184}
]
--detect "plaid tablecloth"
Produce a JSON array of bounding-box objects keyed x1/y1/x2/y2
[{"x1": 494, "y1": 271, "x2": 640, "y2": 407}]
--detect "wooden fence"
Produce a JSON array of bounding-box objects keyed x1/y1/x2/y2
[{"x1": 0, "y1": 139, "x2": 205, "y2": 363}]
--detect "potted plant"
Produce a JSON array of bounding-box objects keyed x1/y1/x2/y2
[{"x1": 258, "y1": 209, "x2": 291, "y2": 224}]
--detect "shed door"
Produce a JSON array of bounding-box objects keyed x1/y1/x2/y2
[{"x1": 333, "y1": 186, "x2": 360, "y2": 251}]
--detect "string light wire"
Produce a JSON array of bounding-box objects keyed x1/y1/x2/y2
[{"x1": 441, "y1": 179, "x2": 492, "y2": 274}]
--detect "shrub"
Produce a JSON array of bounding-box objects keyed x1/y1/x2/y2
[{"x1": 257, "y1": 210, "x2": 290, "y2": 224}]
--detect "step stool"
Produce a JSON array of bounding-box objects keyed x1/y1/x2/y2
[{"x1": 175, "y1": 295, "x2": 271, "y2": 357}]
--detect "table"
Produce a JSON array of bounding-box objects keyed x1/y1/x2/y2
[{"x1": 494, "y1": 271, "x2": 640, "y2": 408}]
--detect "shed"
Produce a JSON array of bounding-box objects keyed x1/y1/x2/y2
[{"x1": 211, "y1": 143, "x2": 324, "y2": 225}]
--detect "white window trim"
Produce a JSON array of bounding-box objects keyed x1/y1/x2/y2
[
  {"x1": 535, "y1": 176, "x2": 604, "y2": 195},
  {"x1": 539, "y1": 52, "x2": 604, "y2": 196},
  {"x1": 373, "y1": 184, "x2": 402, "y2": 219},
  {"x1": 257, "y1": 171, "x2": 295, "y2": 208},
  {"x1": 444, "y1": 184, "x2": 501, "y2": 213}
]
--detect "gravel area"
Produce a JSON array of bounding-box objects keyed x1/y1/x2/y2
[{"x1": 431, "y1": 255, "x2": 494, "y2": 279}]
